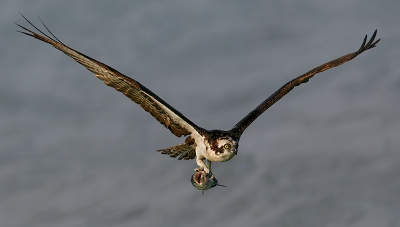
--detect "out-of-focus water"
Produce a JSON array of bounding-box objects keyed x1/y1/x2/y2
[{"x1": 1, "y1": 0, "x2": 399, "y2": 226}]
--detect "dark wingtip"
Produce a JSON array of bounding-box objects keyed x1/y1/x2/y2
[
  {"x1": 360, "y1": 34, "x2": 367, "y2": 49},
  {"x1": 366, "y1": 29, "x2": 381, "y2": 49},
  {"x1": 356, "y1": 29, "x2": 380, "y2": 54},
  {"x1": 16, "y1": 13, "x2": 63, "y2": 45}
]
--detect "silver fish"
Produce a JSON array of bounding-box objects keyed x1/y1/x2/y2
[{"x1": 190, "y1": 171, "x2": 226, "y2": 194}]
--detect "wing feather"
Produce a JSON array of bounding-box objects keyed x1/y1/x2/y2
[
  {"x1": 16, "y1": 15, "x2": 201, "y2": 137},
  {"x1": 231, "y1": 30, "x2": 380, "y2": 136}
]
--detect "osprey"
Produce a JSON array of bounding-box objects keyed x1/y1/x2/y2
[{"x1": 16, "y1": 15, "x2": 380, "y2": 187}]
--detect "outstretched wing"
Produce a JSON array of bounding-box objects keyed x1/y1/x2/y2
[
  {"x1": 231, "y1": 30, "x2": 380, "y2": 136},
  {"x1": 16, "y1": 15, "x2": 202, "y2": 137}
]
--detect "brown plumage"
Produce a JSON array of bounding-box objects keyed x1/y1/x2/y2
[
  {"x1": 158, "y1": 136, "x2": 196, "y2": 160},
  {"x1": 16, "y1": 14, "x2": 203, "y2": 138},
  {"x1": 231, "y1": 30, "x2": 380, "y2": 137},
  {"x1": 16, "y1": 15, "x2": 380, "y2": 179}
]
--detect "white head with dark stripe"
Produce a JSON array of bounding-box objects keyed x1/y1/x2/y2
[{"x1": 204, "y1": 130, "x2": 239, "y2": 162}]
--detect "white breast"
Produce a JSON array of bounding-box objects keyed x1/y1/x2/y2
[{"x1": 192, "y1": 132, "x2": 208, "y2": 158}]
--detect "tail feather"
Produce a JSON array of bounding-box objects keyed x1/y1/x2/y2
[{"x1": 157, "y1": 143, "x2": 196, "y2": 160}]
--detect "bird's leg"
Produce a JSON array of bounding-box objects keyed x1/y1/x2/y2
[
  {"x1": 204, "y1": 160, "x2": 222, "y2": 187},
  {"x1": 195, "y1": 157, "x2": 210, "y2": 174},
  {"x1": 205, "y1": 159, "x2": 212, "y2": 175}
]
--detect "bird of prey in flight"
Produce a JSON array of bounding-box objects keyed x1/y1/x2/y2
[{"x1": 16, "y1": 15, "x2": 380, "y2": 191}]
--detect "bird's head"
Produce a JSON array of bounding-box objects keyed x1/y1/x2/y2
[
  {"x1": 207, "y1": 130, "x2": 239, "y2": 161},
  {"x1": 216, "y1": 137, "x2": 238, "y2": 156}
]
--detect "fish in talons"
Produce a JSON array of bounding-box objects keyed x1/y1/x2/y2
[{"x1": 190, "y1": 170, "x2": 226, "y2": 194}]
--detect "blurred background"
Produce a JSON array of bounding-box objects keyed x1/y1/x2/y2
[{"x1": 1, "y1": 0, "x2": 399, "y2": 226}]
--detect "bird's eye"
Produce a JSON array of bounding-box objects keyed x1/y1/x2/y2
[{"x1": 224, "y1": 144, "x2": 231, "y2": 149}]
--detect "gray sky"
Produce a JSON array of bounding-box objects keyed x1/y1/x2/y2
[{"x1": 1, "y1": 0, "x2": 399, "y2": 226}]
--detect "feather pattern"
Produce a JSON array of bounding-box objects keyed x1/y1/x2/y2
[
  {"x1": 158, "y1": 143, "x2": 197, "y2": 160},
  {"x1": 231, "y1": 30, "x2": 380, "y2": 136},
  {"x1": 16, "y1": 15, "x2": 202, "y2": 138},
  {"x1": 16, "y1": 15, "x2": 380, "y2": 170}
]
